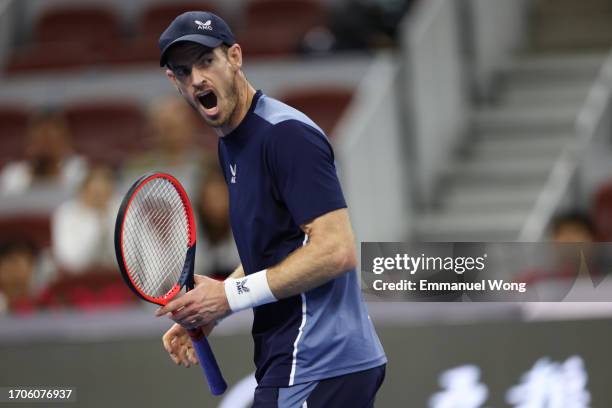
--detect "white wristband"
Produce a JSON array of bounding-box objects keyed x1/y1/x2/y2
[{"x1": 224, "y1": 269, "x2": 277, "y2": 313}]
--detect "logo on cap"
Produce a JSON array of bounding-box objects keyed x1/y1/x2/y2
[{"x1": 195, "y1": 20, "x2": 213, "y2": 31}]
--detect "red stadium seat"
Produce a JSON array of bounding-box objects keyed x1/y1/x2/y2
[
  {"x1": 63, "y1": 100, "x2": 147, "y2": 166},
  {"x1": 237, "y1": 27, "x2": 304, "y2": 58},
  {"x1": 106, "y1": 36, "x2": 160, "y2": 66},
  {"x1": 140, "y1": 2, "x2": 220, "y2": 35},
  {"x1": 5, "y1": 42, "x2": 104, "y2": 74},
  {"x1": 244, "y1": 0, "x2": 325, "y2": 33},
  {"x1": 5, "y1": 5, "x2": 123, "y2": 74},
  {"x1": 280, "y1": 87, "x2": 353, "y2": 137},
  {"x1": 0, "y1": 107, "x2": 29, "y2": 165},
  {"x1": 33, "y1": 5, "x2": 121, "y2": 47},
  {"x1": 237, "y1": 0, "x2": 326, "y2": 57},
  {"x1": 594, "y1": 182, "x2": 612, "y2": 240},
  {"x1": 39, "y1": 268, "x2": 138, "y2": 310},
  {"x1": 108, "y1": 2, "x2": 219, "y2": 66},
  {"x1": 0, "y1": 214, "x2": 52, "y2": 250}
]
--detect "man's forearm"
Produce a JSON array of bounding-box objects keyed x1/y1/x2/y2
[
  {"x1": 266, "y1": 237, "x2": 355, "y2": 299},
  {"x1": 223, "y1": 209, "x2": 356, "y2": 313}
]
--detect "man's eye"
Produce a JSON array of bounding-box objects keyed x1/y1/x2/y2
[
  {"x1": 174, "y1": 67, "x2": 191, "y2": 78},
  {"x1": 196, "y1": 56, "x2": 213, "y2": 67}
]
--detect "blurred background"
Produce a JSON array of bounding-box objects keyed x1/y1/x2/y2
[{"x1": 1, "y1": 0, "x2": 612, "y2": 406}]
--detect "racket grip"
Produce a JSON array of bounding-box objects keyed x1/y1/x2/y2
[{"x1": 190, "y1": 333, "x2": 228, "y2": 395}]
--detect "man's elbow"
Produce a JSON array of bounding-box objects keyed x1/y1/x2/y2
[{"x1": 331, "y1": 243, "x2": 357, "y2": 274}]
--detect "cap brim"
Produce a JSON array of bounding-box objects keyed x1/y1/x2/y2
[{"x1": 159, "y1": 34, "x2": 223, "y2": 67}]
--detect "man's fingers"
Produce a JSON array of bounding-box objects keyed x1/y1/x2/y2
[
  {"x1": 155, "y1": 296, "x2": 191, "y2": 317},
  {"x1": 169, "y1": 305, "x2": 198, "y2": 323},
  {"x1": 163, "y1": 331, "x2": 178, "y2": 352},
  {"x1": 162, "y1": 324, "x2": 189, "y2": 366},
  {"x1": 187, "y1": 346, "x2": 199, "y2": 365},
  {"x1": 178, "y1": 344, "x2": 191, "y2": 367}
]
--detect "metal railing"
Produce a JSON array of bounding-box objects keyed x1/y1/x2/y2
[{"x1": 519, "y1": 50, "x2": 612, "y2": 241}]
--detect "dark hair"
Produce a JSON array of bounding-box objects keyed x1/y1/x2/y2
[{"x1": 550, "y1": 211, "x2": 596, "y2": 236}]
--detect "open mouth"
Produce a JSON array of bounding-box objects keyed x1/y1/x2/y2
[{"x1": 197, "y1": 90, "x2": 218, "y2": 115}]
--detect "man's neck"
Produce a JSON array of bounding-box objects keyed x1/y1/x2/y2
[{"x1": 218, "y1": 76, "x2": 256, "y2": 137}]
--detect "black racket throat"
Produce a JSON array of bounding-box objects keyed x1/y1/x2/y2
[{"x1": 182, "y1": 245, "x2": 197, "y2": 291}]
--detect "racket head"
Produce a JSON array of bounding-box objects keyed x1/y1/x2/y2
[{"x1": 114, "y1": 172, "x2": 197, "y2": 306}]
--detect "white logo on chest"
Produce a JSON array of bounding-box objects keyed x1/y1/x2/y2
[{"x1": 229, "y1": 163, "x2": 237, "y2": 184}]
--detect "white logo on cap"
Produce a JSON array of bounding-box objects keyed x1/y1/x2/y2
[{"x1": 195, "y1": 20, "x2": 213, "y2": 31}]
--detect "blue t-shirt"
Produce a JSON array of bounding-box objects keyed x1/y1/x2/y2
[{"x1": 218, "y1": 90, "x2": 386, "y2": 387}]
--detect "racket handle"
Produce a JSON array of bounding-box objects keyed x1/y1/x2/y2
[{"x1": 190, "y1": 332, "x2": 228, "y2": 395}]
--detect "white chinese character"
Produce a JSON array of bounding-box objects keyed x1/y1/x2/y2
[
  {"x1": 506, "y1": 356, "x2": 591, "y2": 408},
  {"x1": 429, "y1": 365, "x2": 488, "y2": 408}
]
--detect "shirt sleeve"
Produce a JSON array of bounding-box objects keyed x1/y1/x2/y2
[{"x1": 265, "y1": 120, "x2": 347, "y2": 226}]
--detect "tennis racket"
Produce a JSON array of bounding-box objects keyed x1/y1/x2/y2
[{"x1": 114, "y1": 172, "x2": 227, "y2": 396}]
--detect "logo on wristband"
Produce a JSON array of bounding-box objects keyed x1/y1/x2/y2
[{"x1": 236, "y1": 279, "x2": 250, "y2": 295}]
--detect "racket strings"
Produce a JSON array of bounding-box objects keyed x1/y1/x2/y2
[
  {"x1": 137, "y1": 181, "x2": 188, "y2": 295},
  {"x1": 122, "y1": 178, "x2": 190, "y2": 298},
  {"x1": 131, "y1": 183, "x2": 186, "y2": 295}
]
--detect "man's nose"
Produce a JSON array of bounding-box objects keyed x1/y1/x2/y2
[{"x1": 190, "y1": 68, "x2": 207, "y2": 89}]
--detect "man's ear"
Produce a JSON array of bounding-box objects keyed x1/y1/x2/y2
[
  {"x1": 165, "y1": 68, "x2": 180, "y2": 91},
  {"x1": 227, "y1": 44, "x2": 242, "y2": 71}
]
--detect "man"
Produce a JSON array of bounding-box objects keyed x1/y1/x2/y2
[{"x1": 155, "y1": 11, "x2": 386, "y2": 407}]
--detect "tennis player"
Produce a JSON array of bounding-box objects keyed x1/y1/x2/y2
[{"x1": 154, "y1": 11, "x2": 387, "y2": 407}]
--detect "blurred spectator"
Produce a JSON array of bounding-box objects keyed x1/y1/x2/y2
[
  {"x1": 0, "y1": 240, "x2": 38, "y2": 314},
  {"x1": 550, "y1": 211, "x2": 596, "y2": 243},
  {"x1": 0, "y1": 110, "x2": 87, "y2": 195},
  {"x1": 52, "y1": 165, "x2": 118, "y2": 274},
  {"x1": 195, "y1": 161, "x2": 240, "y2": 279},
  {"x1": 123, "y1": 97, "x2": 204, "y2": 192},
  {"x1": 515, "y1": 211, "x2": 599, "y2": 286}
]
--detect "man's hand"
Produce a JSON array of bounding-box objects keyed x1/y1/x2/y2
[
  {"x1": 162, "y1": 322, "x2": 215, "y2": 367},
  {"x1": 155, "y1": 275, "x2": 231, "y2": 329}
]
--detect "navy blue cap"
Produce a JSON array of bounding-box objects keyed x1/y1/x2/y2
[{"x1": 158, "y1": 11, "x2": 236, "y2": 67}]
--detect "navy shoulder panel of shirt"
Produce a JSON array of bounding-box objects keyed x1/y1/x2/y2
[{"x1": 259, "y1": 113, "x2": 347, "y2": 227}]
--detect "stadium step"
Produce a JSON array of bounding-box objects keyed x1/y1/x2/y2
[
  {"x1": 415, "y1": 211, "x2": 528, "y2": 242},
  {"x1": 443, "y1": 185, "x2": 541, "y2": 213},
  {"x1": 471, "y1": 133, "x2": 574, "y2": 159},
  {"x1": 472, "y1": 106, "x2": 577, "y2": 133},
  {"x1": 413, "y1": 0, "x2": 608, "y2": 242},
  {"x1": 415, "y1": 53, "x2": 602, "y2": 241}
]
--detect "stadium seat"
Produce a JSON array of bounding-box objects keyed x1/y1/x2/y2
[
  {"x1": 108, "y1": 2, "x2": 220, "y2": 66},
  {"x1": 0, "y1": 214, "x2": 52, "y2": 250},
  {"x1": 33, "y1": 5, "x2": 121, "y2": 46},
  {"x1": 280, "y1": 87, "x2": 353, "y2": 137},
  {"x1": 39, "y1": 268, "x2": 137, "y2": 310},
  {"x1": 237, "y1": 27, "x2": 305, "y2": 58},
  {"x1": 244, "y1": 0, "x2": 325, "y2": 33},
  {"x1": 237, "y1": 0, "x2": 326, "y2": 57},
  {"x1": 5, "y1": 43, "x2": 104, "y2": 74},
  {"x1": 593, "y1": 182, "x2": 612, "y2": 240},
  {"x1": 140, "y1": 2, "x2": 220, "y2": 35},
  {"x1": 0, "y1": 107, "x2": 29, "y2": 166},
  {"x1": 106, "y1": 37, "x2": 160, "y2": 66},
  {"x1": 5, "y1": 5, "x2": 122, "y2": 74},
  {"x1": 63, "y1": 100, "x2": 147, "y2": 166}
]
